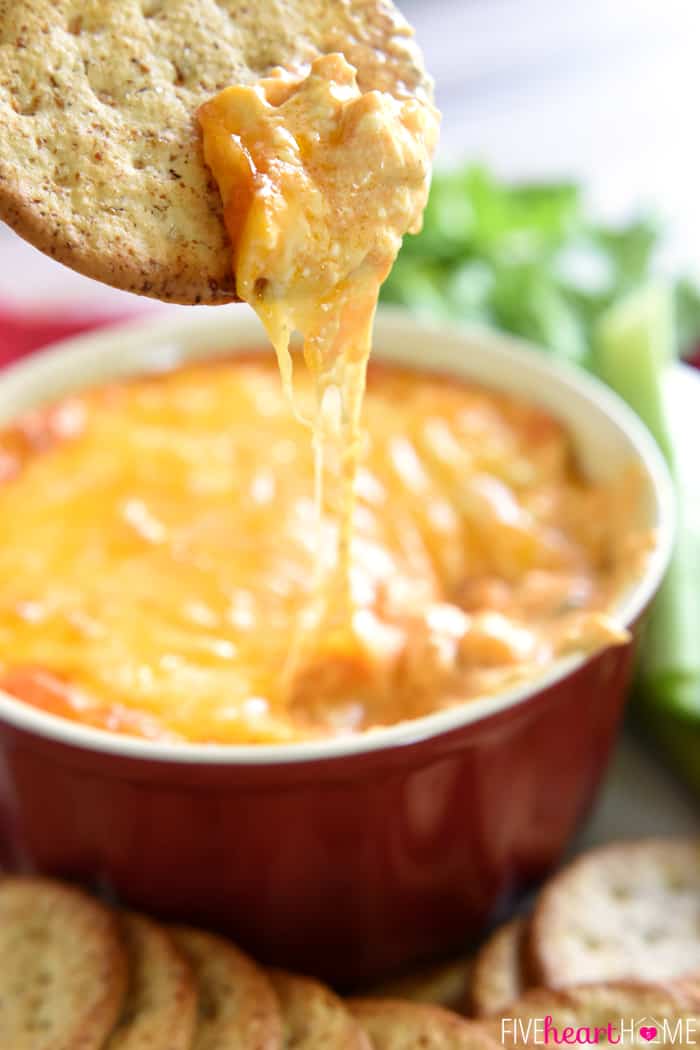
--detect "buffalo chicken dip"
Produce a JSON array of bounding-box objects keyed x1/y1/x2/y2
[{"x1": 0, "y1": 357, "x2": 646, "y2": 744}]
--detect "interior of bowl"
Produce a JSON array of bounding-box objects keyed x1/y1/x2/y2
[{"x1": 0, "y1": 305, "x2": 675, "y2": 764}]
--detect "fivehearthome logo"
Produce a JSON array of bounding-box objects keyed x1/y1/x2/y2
[{"x1": 500, "y1": 1016, "x2": 699, "y2": 1046}]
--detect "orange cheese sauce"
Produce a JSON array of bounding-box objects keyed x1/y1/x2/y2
[
  {"x1": 198, "y1": 54, "x2": 440, "y2": 641},
  {"x1": 0, "y1": 356, "x2": 644, "y2": 744}
]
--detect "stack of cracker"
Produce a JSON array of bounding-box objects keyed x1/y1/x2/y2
[{"x1": 0, "y1": 839, "x2": 698, "y2": 1048}]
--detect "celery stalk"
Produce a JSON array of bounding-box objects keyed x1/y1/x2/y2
[
  {"x1": 595, "y1": 285, "x2": 700, "y2": 788},
  {"x1": 595, "y1": 284, "x2": 676, "y2": 462},
  {"x1": 641, "y1": 531, "x2": 700, "y2": 721}
]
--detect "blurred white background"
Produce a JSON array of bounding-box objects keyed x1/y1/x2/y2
[{"x1": 405, "y1": 0, "x2": 700, "y2": 266}]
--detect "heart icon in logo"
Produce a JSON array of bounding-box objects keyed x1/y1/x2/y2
[{"x1": 639, "y1": 1027, "x2": 658, "y2": 1042}]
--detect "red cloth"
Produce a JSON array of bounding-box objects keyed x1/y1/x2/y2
[{"x1": 0, "y1": 305, "x2": 130, "y2": 368}]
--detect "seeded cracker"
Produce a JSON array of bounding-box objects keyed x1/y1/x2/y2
[
  {"x1": 172, "y1": 926, "x2": 283, "y2": 1050},
  {"x1": 270, "y1": 970, "x2": 372, "y2": 1050},
  {"x1": 471, "y1": 917, "x2": 528, "y2": 1018},
  {"x1": 104, "y1": 913, "x2": 197, "y2": 1050},
  {"x1": 349, "y1": 998, "x2": 501, "y2": 1050},
  {"x1": 529, "y1": 839, "x2": 700, "y2": 988},
  {"x1": 0, "y1": 876, "x2": 127, "y2": 1050},
  {"x1": 367, "y1": 955, "x2": 474, "y2": 1013}
]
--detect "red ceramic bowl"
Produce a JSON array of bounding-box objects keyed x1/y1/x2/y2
[{"x1": 0, "y1": 307, "x2": 674, "y2": 986}]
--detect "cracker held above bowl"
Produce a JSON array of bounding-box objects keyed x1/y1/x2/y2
[{"x1": 0, "y1": 0, "x2": 432, "y2": 303}]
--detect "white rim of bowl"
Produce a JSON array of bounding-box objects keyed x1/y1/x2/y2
[{"x1": 0, "y1": 307, "x2": 676, "y2": 765}]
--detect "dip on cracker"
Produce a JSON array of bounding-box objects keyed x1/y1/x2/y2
[{"x1": 0, "y1": 0, "x2": 432, "y2": 303}]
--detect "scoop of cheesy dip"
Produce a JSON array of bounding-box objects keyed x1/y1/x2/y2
[
  {"x1": 0, "y1": 357, "x2": 645, "y2": 744},
  {"x1": 199, "y1": 53, "x2": 438, "y2": 383}
]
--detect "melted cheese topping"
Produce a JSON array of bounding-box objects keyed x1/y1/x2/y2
[
  {"x1": 198, "y1": 53, "x2": 439, "y2": 649},
  {"x1": 0, "y1": 358, "x2": 646, "y2": 744}
]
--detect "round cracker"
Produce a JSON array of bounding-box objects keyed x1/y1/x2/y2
[
  {"x1": 171, "y1": 926, "x2": 282, "y2": 1050},
  {"x1": 529, "y1": 838, "x2": 700, "y2": 987},
  {"x1": 348, "y1": 998, "x2": 500, "y2": 1050},
  {"x1": 105, "y1": 913, "x2": 197, "y2": 1050},
  {"x1": 470, "y1": 918, "x2": 527, "y2": 1018},
  {"x1": 0, "y1": 875, "x2": 127, "y2": 1050},
  {"x1": 0, "y1": 0, "x2": 431, "y2": 304},
  {"x1": 494, "y1": 980, "x2": 700, "y2": 1048},
  {"x1": 270, "y1": 969, "x2": 370, "y2": 1050},
  {"x1": 367, "y1": 955, "x2": 474, "y2": 1013}
]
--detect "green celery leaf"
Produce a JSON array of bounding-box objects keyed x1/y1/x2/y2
[
  {"x1": 487, "y1": 265, "x2": 589, "y2": 366},
  {"x1": 380, "y1": 256, "x2": 451, "y2": 319},
  {"x1": 591, "y1": 217, "x2": 660, "y2": 290}
]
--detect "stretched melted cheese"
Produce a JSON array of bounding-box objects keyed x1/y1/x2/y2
[
  {"x1": 198, "y1": 53, "x2": 439, "y2": 658},
  {"x1": 0, "y1": 359, "x2": 644, "y2": 744}
]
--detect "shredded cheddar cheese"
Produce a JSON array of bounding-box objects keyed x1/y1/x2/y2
[{"x1": 0, "y1": 359, "x2": 646, "y2": 744}]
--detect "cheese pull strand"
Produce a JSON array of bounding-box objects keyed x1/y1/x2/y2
[{"x1": 198, "y1": 54, "x2": 439, "y2": 696}]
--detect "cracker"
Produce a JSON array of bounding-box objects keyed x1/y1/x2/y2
[
  {"x1": 0, "y1": 0, "x2": 431, "y2": 304},
  {"x1": 0, "y1": 875, "x2": 127, "y2": 1050},
  {"x1": 471, "y1": 918, "x2": 527, "y2": 1017},
  {"x1": 348, "y1": 998, "x2": 500, "y2": 1050},
  {"x1": 529, "y1": 838, "x2": 700, "y2": 987},
  {"x1": 493, "y1": 980, "x2": 700, "y2": 1049},
  {"x1": 171, "y1": 926, "x2": 282, "y2": 1050},
  {"x1": 105, "y1": 913, "x2": 197, "y2": 1049},
  {"x1": 270, "y1": 969, "x2": 371, "y2": 1050},
  {"x1": 367, "y1": 955, "x2": 474, "y2": 1013}
]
